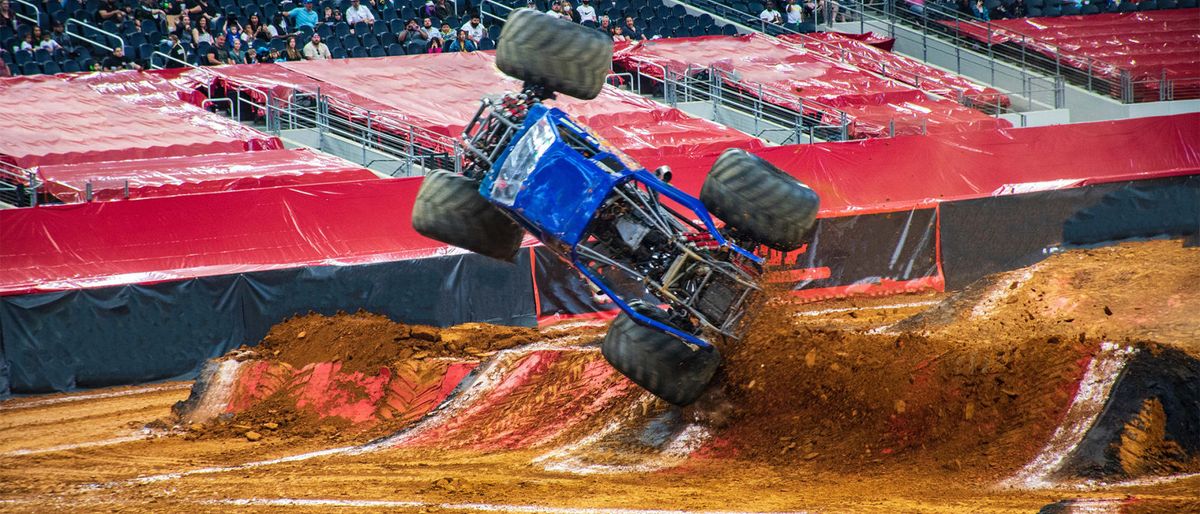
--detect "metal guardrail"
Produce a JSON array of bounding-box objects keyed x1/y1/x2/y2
[
  {"x1": 851, "y1": 0, "x2": 1196, "y2": 104},
  {"x1": 0, "y1": 161, "x2": 40, "y2": 207},
  {"x1": 65, "y1": 18, "x2": 126, "y2": 52},
  {"x1": 11, "y1": 0, "x2": 40, "y2": 26}
]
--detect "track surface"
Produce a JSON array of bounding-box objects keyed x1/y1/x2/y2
[{"x1": 2, "y1": 240, "x2": 1199, "y2": 513}]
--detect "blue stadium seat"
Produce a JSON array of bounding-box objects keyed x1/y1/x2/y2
[
  {"x1": 387, "y1": 42, "x2": 404, "y2": 55},
  {"x1": 1158, "y1": 0, "x2": 1177, "y2": 8},
  {"x1": 269, "y1": 38, "x2": 286, "y2": 52},
  {"x1": 62, "y1": 59, "x2": 80, "y2": 73},
  {"x1": 368, "y1": 44, "x2": 385, "y2": 56},
  {"x1": 1061, "y1": 3, "x2": 1080, "y2": 14},
  {"x1": 390, "y1": 18, "x2": 405, "y2": 33},
  {"x1": 33, "y1": 48, "x2": 50, "y2": 63},
  {"x1": 341, "y1": 34, "x2": 360, "y2": 49},
  {"x1": 354, "y1": 21, "x2": 369, "y2": 34},
  {"x1": 1082, "y1": 3, "x2": 1099, "y2": 13},
  {"x1": 1180, "y1": 0, "x2": 1196, "y2": 8},
  {"x1": 317, "y1": 23, "x2": 333, "y2": 38},
  {"x1": 1137, "y1": 0, "x2": 1158, "y2": 9},
  {"x1": 335, "y1": 21, "x2": 351, "y2": 37},
  {"x1": 138, "y1": 43, "x2": 154, "y2": 61},
  {"x1": 21, "y1": 61, "x2": 40, "y2": 75},
  {"x1": 262, "y1": 3, "x2": 278, "y2": 18},
  {"x1": 478, "y1": 37, "x2": 494, "y2": 50},
  {"x1": 42, "y1": 61, "x2": 61, "y2": 74},
  {"x1": 332, "y1": 45, "x2": 347, "y2": 58},
  {"x1": 360, "y1": 32, "x2": 379, "y2": 47},
  {"x1": 1042, "y1": 4, "x2": 1061, "y2": 15},
  {"x1": 721, "y1": 23, "x2": 737, "y2": 35},
  {"x1": 127, "y1": 32, "x2": 146, "y2": 47},
  {"x1": 373, "y1": 21, "x2": 391, "y2": 35},
  {"x1": 351, "y1": 45, "x2": 367, "y2": 57},
  {"x1": 14, "y1": 49, "x2": 32, "y2": 66}
]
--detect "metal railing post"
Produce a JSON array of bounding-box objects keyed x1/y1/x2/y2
[
  {"x1": 65, "y1": 19, "x2": 126, "y2": 52},
  {"x1": 27, "y1": 171, "x2": 38, "y2": 207},
  {"x1": 86, "y1": 181, "x2": 93, "y2": 202}
]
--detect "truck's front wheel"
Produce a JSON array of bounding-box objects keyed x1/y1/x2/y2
[
  {"x1": 700, "y1": 148, "x2": 820, "y2": 252},
  {"x1": 495, "y1": 8, "x2": 613, "y2": 101},
  {"x1": 412, "y1": 170, "x2": 525, "y2": 261},
  {"x1": 602, "y1": 303, "x2": 721, "y2": 406}
]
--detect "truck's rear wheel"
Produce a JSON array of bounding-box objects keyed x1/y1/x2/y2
[
  {"x1": 412, "y1": 170, "x2": 524, "y2": 261},
  {"x1": 700, "y1": 148, "x2": 820, "y2": 252},
  {"x1": 495, "y1": 8, "x2": 613, "y2": 101},
  {"x1": 601, "y1": 303, "x2": 721, "y2": 406}
]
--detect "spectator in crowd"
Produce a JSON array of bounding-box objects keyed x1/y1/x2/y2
[
  {"x1": 610, "y1": 24, "x2": 627, "y2": 41},
  {"x1": 15, "y1": 31, "x2": 32, "y2": 52},
  {"x1": 229, "y1": 36, "x2": 246, "y2": 62},
  {"x1": 421, "y1": 17, "x2": 434, "y2": 36},
  {"x1": 784, "y1": 0, "x2": 803, "y2": 29},
  {"x1": 346, "y1": 0, "x2": 375, "y2": 25},
  {"x1": 165, "y1": 32, "x2": 188, "y2": 67},
  {"x1": 970, "y1": 0, "x2": 988, "y2": 19},
  {"x1": 162, "y1": 0, "x2": 186, "y2": 32},
  {"x1": 303, "y1": 32, "x2": 330, "y2": 59},
  {"x1": 284, "y1": 35, "x2": 303, "y2": 60},
  {"x1": 266, "y1": 46, "x2": 284, "y2": 62},
  {"x1": 38, "y1": 30, "x2": 62, "y2": 53},
  {"x1": 598, "y1": 14, "x2": 611, "y2": 33},
  {"x1": 329, "y1": 8, "x2": 345, "y2": 27},
  {"x1": 321, "y1": 5, "x2": 334, "y2": 22},
  {"x1": 759, "y1": 1, "x2": 783, "y2": 24},
  {"x1": 397, "y1": 18, "x2": 428, "y2": 52},
  {"x1": 427, "y1": 35, "x2": 443, "y2": 52},
  {"x1": 561, "y1": 1, "x2": 581, "y2": 22},
  {"x1": 546, "y1": 2, "x2": 566, "y2": 18},
  {"x1": 437, "y1": 21, "x2": 454, "y2": 41},
  {"x1": 186, "y1": 0, "x2": 216, "y2": 23},
  {"x1": 136, "y1": 0, "x2": 168, "y2": 27},
  {"x1": 419, "y1": 0, "x2": 436, "y2": 18},
  {"x1": 103, "y1": 46, "x2": 142, "y2": 70},
  {"x1": 194, "y1": 15, "x2": 214, "y2": 44},
  {"x1": 288, "y1": 0, "x2": 319, "y2": 30},
  {"x1": 174, "y1": 15, "x2": 194, "y2": 45},
  {"x1": 246, "y1": 13, "x2": 268, "y2": 42},
  {"x1": 271, "y1": 12, "x2": 289, "y2": 36},
  {"x1": 434, "y1": 0, "x2": 451, "y2": 19},
  {"x1": 0, "y1": 0, "x2": 16, "y2": 31},
  {"x1": 50, "y1": 21, "x2": 74, "y2": 53},
  {"x1": 206, "y1": 33, "x2": 231, "y2": 64},
  {"x1": 98, "y1": 0, "x2": 127, "y2": 22},
  {"x1": 226, "y1": 20, "x2": 250, "y2": 47},
  {"x1": 447, "y1": 29, "x2": 475, "y2": 51},
  {"x1": 622, "y1": 16, "x2": 644, "y2": 40},
  {"x1": 460, "y1": 15, "x2": 484, "y2": 43},
  {"x1": 576, "y1": 0, "x2": 596, "y2": 23}
]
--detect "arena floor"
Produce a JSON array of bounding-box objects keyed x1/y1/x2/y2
[{"x1": 1, "y1": 240, "x2": 1198, "y2": 513}]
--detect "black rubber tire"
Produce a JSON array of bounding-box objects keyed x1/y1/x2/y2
[
  {"x1": 495, "y1": 8, "x2": 613, "y2": 100},
  {"x1": 412, "y1": 170, "x2": 525, "y2": 262},
  {"x1": 699, "y1": 148, "x2": 820, "y2": 252},
  {"x1": 601, "y1": 305, "x2": 721, "y2": 406}
]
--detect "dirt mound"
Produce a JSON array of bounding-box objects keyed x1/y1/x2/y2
[
  {"x1": 257, "y1": 311, "x2": 542, "y2": 374},
  {"x1": 712, "y1": 240, "x2": 1200, "y2": 478},
  {"x1": 184, "y1": 311, "x2": 543, "y2": 443}
]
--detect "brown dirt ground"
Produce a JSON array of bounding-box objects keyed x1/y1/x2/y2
[{"x1": 0, "y1": 239, "x2": 1197, "y2": 513}]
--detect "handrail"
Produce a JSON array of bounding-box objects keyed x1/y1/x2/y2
[
  {"x1": 65, "y1": 18, "x2": 126, "y2": 52},
  {"x1": 10, "y1": 0, "x2": 39, "y2": 26}
]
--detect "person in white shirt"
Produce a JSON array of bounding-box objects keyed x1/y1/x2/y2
[
  {"x1": 546, "y1": 2, "x2": 567, "y2": 19},
  {"x1": 759, "y1": 1, "x2": 782, "y2": 24},
  {"x1": 345, "y1": 0, "x2": 375, "y2": 25},
  {"x1": 575, "y1": 0, "x2": 596, "y2": 23},
  {"x1": 303, "y1": 32, "x2": 332, "y2": 59},
  {"x1": 784, "y1": 0, "x2": 802, "y2": 28},
  {"x1": 460, "y1": 15, "x2": 485, "y2": 43}
]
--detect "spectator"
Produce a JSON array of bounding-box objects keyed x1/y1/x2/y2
[
  {"x1": 194, "y1": 15, "x2": 214, "y2": 44},
  {"x1": 321, "y1": 5, "x2": 334, "y2": 22},
  {"x1": 98, "y1": 0, "x2": 127, "y2": 22},
  {"x1": 229, "y1": 36, "x2": 245, "y2": 62},
  {"x1": 288, "y1": 0, "x2": 318, "y2": 30},
  {"x1": 15, "y1": 31, "x2": 32, "y2": 52},
  {"x1": 419, "y1": 0, "x2": 436, "y2": 18},
  {"x1": 598, "y1": 15, "x2": 611, "y2": 33},
  {"x1": 206, "y1": 33, "x2": 231, "y2": 64},
  {"x1": 227, "y1": 20, "x2": 251, "y2": 47},
  {"x1": 561, "y1": 1, "x2": 580, "y2": 22},
  {"x1": 165, "y1": 32, "x2": 188, "y2": 67},
  {"x1": 185, "y1": 0, "x2": 216, "y2": 23},
  {"x1": 460, "y1": 15, "x2": 484, "y2": 43},
  {"x1": 437, "y1": 21, "x2": 454, "y2": 41},
  {"x1": 447, "y1": 29, "x2": 475, "y2": 51},
  {"x1": 622, "y1": 16, "x2": 644, "y2": 40},
  {"x1": 246, "y1": 13, "x2": 269, "y2": 42},
  {"x1": 50, "y1": 21, "x2": 74, "y2": 53},
  {"x1": 162, "y1": 0, "x2": 186, "y2": 32},
  {"x1": 136, "y1": 0, "x2": 168, "y2": 27},
  {"x1": 759, "y1": 1, "x2": 783, "y2": 24},
  {"x1": 284, "y1": 35, "x2": 303, "y2": 60},
  {"x1": 970, "y1": 0, "x2": 988, "y2": 19},
  {"x1": 0, "y1": 0, "x2": 16, "y2": 31},
  {"x1": 421, "y1": 17, "x2": 434, "y2": 36},
  {"x1": 330, "y1": 8, "x2": 345, "y2": 26},
  {"x1": 434, "y1": 0, "x2": 451, "y2": 19},
  {"x1": 174, "y1": 15, "x2": 194, "y2": 45},
  {"x1": 302, "y1": 32, "x2": 330, "y2": 59},
  {"x1": 546, "y1": 2, "x2": 566, "y2": 18},
  {"x1": 270, "y1": 12, "x2": 289, "y2": 36},
  {"x1": 427, "y1": 35, "x2": 444, "y2": 53},
  {"x1": 346, "y1": 0, "x2": 375, "y2": 25},
  {"x1": 784, "y1": 0, "x2": 803, "y2": 30},
  {"x1": 102, "y1": 46, "x2": 142, "y2": 70},
  {"x1": 38, "y1": 31, "x2": 62, "y2": 53},
  {"x1": 398, "y1": 18, "x2": 428, "y2": 52},
  {"x1": 576, "y1": 0, "x2": 596, "y2": 23},
  {"x1": 610, "y1": 24, "x2": 627, "y2": 41},
  {"x1": 266, "y1": 46, "x2": 284, "y2": 62}
]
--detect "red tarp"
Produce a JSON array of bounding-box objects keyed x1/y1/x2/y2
[
  {"x1": 940, "y1": 9, "x2": 1200, "y2": 99},
  {"x1": 612, "y1": 34, "x2": 1010, "y2": 138},
  {"x1": 192, "y1": 53, "x2": 763, "y2": 161},
  {"x1": 782, "y1": 32, "x2": 1009, "y2": 107},
  {"x1": 0, "y1": 73, "x2": 282, "y2": 169},
  {"x1": 36, "y1": 149, "x2": 379, "y2": 203},
  {"x1": 0, "y1": 179, "x2": 452, "y2": 296}
]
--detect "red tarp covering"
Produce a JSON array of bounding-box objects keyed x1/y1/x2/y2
[
  {"x1": 941, "y1": 9, "x2": 1200, "y2": 99},
  {"x1": 36, "y1": 149, "x2": 379, "y2": 203},
  {"x1": 192, "y1": 53, "x2": 763, "y2": 161},
  {"x1": 752, "y1": 113, "x2": 1200, "y2": 215},
  {"x1": 0, "y1": 178, "x2": 452, "y2": 296},
  {"x1": 613, "y1": 34, "x2": 1010, "y2": 138},
  {"x1": 782, "y1": 32, "x2": 1009, "y2": 107},
  {"x1": 0, "y1": 73, "x2": 282, "y2": 169}
]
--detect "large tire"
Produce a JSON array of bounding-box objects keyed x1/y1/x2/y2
[
  {"x1": 412, "y1": 170, "x2": 525, "y2": 261},
  {"x1": 601, "y1": 304, "x2": 721, "y2": 406},
  {"x1": 699, "y1": 148, "x2": 820, "y2": 252},
  {"x1": 495, "y1": 8, "x2": 613, "y2": 100}
]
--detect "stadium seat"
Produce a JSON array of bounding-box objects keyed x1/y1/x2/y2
[
  {"x1": 335, "y1": 21, "x2": 351, "y2": 38},
  {"x1": 373, "y1": 21, "x2": 391, "y2": 36},
  {"x1": 13, "y1": 49, "x2": 31, "y2": 66},
  {"x1": 316, "y1": 23, "x2": 332, "y2": 38},
  {"x1": 332, "y1": 45, "x2": 347, "y2": 58},
  {"x1": 1118, "y1": 1, "x2": 1136, "y2": 10},
  {"x1": 721, "y1": 24, "x2": 737, "y2": 35},
  {"x1": 1042, "y1": 5, "x2": 1061, "y2": 15},
  {"x1": 361, "y1": 32, "x2": 379, "y2": 47},
  {"x1": 33, "y1": 48, "x2": 50, "y2": 63},
  {"x1": 138, "y1": 43, "x2": 154, "y2": 61},
  {"x1": 42, "y1": 61, "x2": 61, "y2": 74},
  {"x1": 342, "y1": 34, "x2": 360, "y2": 50},
  {"x1": 79, "y1": 57, "x2": 96, "y2": 71},
  {"x1": 262, "y1": 3, "x2": 278, "y2": 18},
  {"x1": 368, "y1": 44, "x2": 385, "y2": 56},
  {"x1": 387, "y1": 42, "x2": 404, "y2": 55},
  {"x1": 62, "y1": 59, "x2": 80, "y2": 73},
  {"x1": 1082, "y1": 4, "x2": 1099, "y2": 13},
  {"x1": 21, "y1": 61, "x2": 40, "y2": 75},
  {"x1": 1137, "y1": 0, "x2": 1158, "y2": 9},
  {"x1": 478, "y1": 37, "x2": 495, "y2": 50},
  {"x1": 1180, "y1": 0, "x2": 1196, "y2": 8},
  {"x1": 1158, "y1": 0, "x2": 1177, "y2": 8},
  {"x1": 354, "y1": 21, "x2": 370, "y2": 34},
  {"x1": 1061, "y1": 3, "x2": 1080, "y2": 14},
  {"x1": 269, "y1": 38, "x2": 285, "y2": 52},
  {"x1": 488, "y1": 25, "x2": 500, "y2": 40},
  {"x1": 390, "y1": 19, "x2": 405, "y2": 33},
  {"x1": 351, "y1": 45, "x2": 367, "y2": 57}
]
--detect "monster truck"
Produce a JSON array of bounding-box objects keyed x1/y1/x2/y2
[{"x1": 412, "y1": 8, "x2": 819, "y2": 406}]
